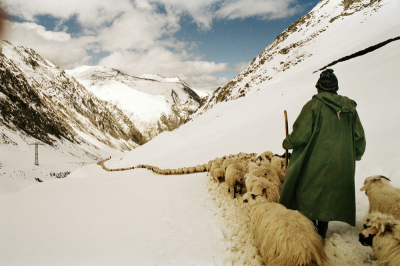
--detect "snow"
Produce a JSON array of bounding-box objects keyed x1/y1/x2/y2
[
  {"x1": 0, "y1": 166, "x2": 227, "y2": 265},
  {"x1": 66, "y1": 66, "x2": 200, "y2": 139},
  {"x1": 1, "y1": 0, "x2": 400, "y2": 265}
]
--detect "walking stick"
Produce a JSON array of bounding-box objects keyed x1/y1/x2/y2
[{"x1": 284, "y1": 110, "x2": 289, "y2": 169}]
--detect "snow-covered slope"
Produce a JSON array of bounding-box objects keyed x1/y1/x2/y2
[
  {"x1": 1, "y1": 0, "x2": 400, "y2": 265},
  {"x1": 0, "y1": 41, "x2": 145, "y2": 149},
  {"x1": 67, "y1": 66, "x2": 201, "y2": 140},
  {"x1": 0, "y1": 41, "x2": 146, "y2": 192},
  {"x1": 107, "y1": 0, "x2": 400, "y2": 183},
  {"x1": 197, "y1": 0, "x2": 398, "y2": 115}
]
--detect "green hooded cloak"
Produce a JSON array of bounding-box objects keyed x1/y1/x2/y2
[{"x1": 279, "y1": 92, "x2": 366, "y2": 226}]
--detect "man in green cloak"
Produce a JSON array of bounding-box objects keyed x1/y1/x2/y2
[{"x1": 279, "y1": 69, "x2": 366, "y2": 239}]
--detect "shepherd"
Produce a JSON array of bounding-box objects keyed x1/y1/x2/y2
[{"x1": 279, "y1": 69, "x2": 366, "y2": 240}]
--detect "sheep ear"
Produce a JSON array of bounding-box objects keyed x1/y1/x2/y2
[
  {"x1": 362, "y1": 226, "x2": 379, "y2": 237},
  {"x1": 360, "y1": 181, "x2": 371, "y2": 191},
  {"x1": 262, "y1": 188, "x2": 267, "y2": 196},
  {"x1": 380, "y1": 175, "x2": 391, "y2": 182},
  {"x1": 377, "y1": 222, "x2": 394, "y2": 234}
]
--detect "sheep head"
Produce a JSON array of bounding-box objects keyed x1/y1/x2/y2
[
  {"x1": 360, "y1": 175, "x2": 391, "y2": 194},
  {"x1": 359, "y1": 212, "x2": 397, "y2": 246},
  {"x1": 243, "y1": 192, "x2": 269, "y2": 210}
]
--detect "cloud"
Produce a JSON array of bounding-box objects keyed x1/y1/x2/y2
[
  {"x1": 3, "y1": 20, "x2": 92, "y2": 69},
  {"x1": 96, "y1": 6, "x2": 180, "y2": 51},
  {"x1": 216, "y1": 0, "x2": 300, "y2": 20},
  {"x1": 1, "y1": 0, "x2": 305, "y2": 91},
  {"x1": 3, "y1": 0, "x2": 302, "y2": 30},
  {"x1": 97, "y1": 47, "x2": 229, "y2": 91},
  {"x1": 2, "y1": 0, "x2": 132, "y2": 29}
]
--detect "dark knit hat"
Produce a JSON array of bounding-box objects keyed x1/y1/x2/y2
[{"x1": 316, "y1": 69, "x2": 338, "y2": 91}]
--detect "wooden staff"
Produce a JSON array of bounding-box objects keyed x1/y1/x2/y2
[{"x1": 284, "y1": 110, "x2": 289, "y2": 169}]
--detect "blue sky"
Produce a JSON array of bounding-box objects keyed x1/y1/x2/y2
[{"x1": 2, "y1": 0, "x2": 318, "y2": 91}]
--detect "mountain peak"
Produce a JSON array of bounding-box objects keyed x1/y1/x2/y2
[
  {"x1": 67, "y1": 65, "x2": 201, "y2": 140},
  {"x1": 194, "y1": 0, "x2": 390, "y2": 117}
]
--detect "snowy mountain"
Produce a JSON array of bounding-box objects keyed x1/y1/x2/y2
[
  {"x1": 0, "y1": 40, "x2": 145, "y2": 149},
  {"x1": 110, "y1": 0, "x2": 400, "y2": 173},
  {"x1": 1, "y1": 0, "x2": 400, "y2": 265},
  {"x1": 195, "y1": 0, "x2": 397, "y2": 116},
  {"x1": 0, "y1": 40, "x2": 148, "y2": 191},
  {"x1": 66, "y1": 66, "x2": 201, "y2": 140}
]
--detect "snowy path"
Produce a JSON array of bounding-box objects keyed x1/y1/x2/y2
[{"x1": 0, "y1": 164, "x2": 227, "y2": 266}]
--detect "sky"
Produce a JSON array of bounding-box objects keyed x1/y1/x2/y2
[{"x1": 1, "y1": 0, "x2": 318, "y2": 92}]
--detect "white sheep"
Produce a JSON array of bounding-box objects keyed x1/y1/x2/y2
[
  {"x1": 246, "y1": 161, "x2": 259, "y2": 174},
  {"x1": 225, "y1": 163, "x2": 247, "y2": 198},
  {"x1": 252, "y1": 179, "x2": 280, "y2": 203},
  {"x1": 245, "y1": 174, "x2": 280, "y2": 203},
  {"x1": 209, "y1": 159, "x2": 223, "y2": 177},
  {"x1": 212, "y1": 168, "x2": 225, "y2": 184},
  {"x1": 188, "y1": 166, "x2": 196, "y2": 174},
  {"x1": 251, "y1": 166, "x2": 281, "y2": 191},
  {"x1": 271, "y1": 156, "x2": 286, "y2": 183},
  {"x1": 221, "y1": 158, "x2": 235, "y2": 172},
  {"x1": 360, "y1": 175, "x2": 400, "y2": 220},
  {"x1": 359, "y1": 212, "x2": 400, "y2": 266},
  {"x1": 260, "y1": 151, "x2": 274, "y2": 159},
  {"x1": 206, "y1": 160, "x2": 214, "y2": 175},
  {"x1": 243, "y1": 193, "x2": 327, "y2": 266}
]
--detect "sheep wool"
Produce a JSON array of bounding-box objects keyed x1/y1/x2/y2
[
  {"x1": 360, "y1": 175, "x2": 400, "y2": 220},
  {"x1": 244, "y1": 193, "x2": 327, "y2": 266},
  {"x1": 252, "y1": 179, "x2": 280, "y2": 203},
  {"x1": 252, "y1": 166, "x2": 281, "y2": 190},
  {"x1": 225, "y1": 164, "x2": 247, "y2": 197},
  {"x1": 209, "y1": 159, "x2": 223, "y2": 177},
  {"x1": 271, "y1": 156, "x2": 286, "y2": 183},
  {"x1": 360, "y1": 212, "x2": 400, "y2": 266},
  {"x1": 212, "y1": 168, "x2": 225, "y2": 184},
  {"x1": 260, "y1": 151, "x2": 274, "y2": 160}
]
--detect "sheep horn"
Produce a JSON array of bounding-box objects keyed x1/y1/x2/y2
[{"x1": 379, "y1": 175, "x2": 391, "y2": 182}]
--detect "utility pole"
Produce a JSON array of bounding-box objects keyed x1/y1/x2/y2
[{"x1": 29, "y1": 142, "x2": 44, "y2": 166}]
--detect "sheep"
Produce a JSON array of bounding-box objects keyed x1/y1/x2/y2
[
  {"x1": 252, "y1": 179, "x2": 280, "y2": 203},
  {"x1": 360, "y1": 175, "x2": 400, "y2": 220},
  {"x1": 246, "y1": 161, "x2": 259, "y2": 174},
  {"x1": 245, "y1": 174, "x2": 279, "y2": 203},
  {"x1": 271, "y1": 156, "x2": 286, "y2": 183},
  {"x1": 206, "y1": 160, "x2": 214, "y2": 175},
  {"x1": 243, "y1": 193, "x2": 327, "y2": 266},
  {"x1": 245, "y1": 173, "x2": 260, "y2": 192},
  {"x1": 199, "y1": 165, "x2": 206, "y2": 172},
  {"x1": 209, "y1": 159, "x2": 223, "y2": 177},
  {"x1": 221, "y1": 158, "x2": 238, "y2": 171},
  {"x1": 251, "y1": 166, "x2": 281, "y2": 191},
  {"x1": 212, "y1": 168, "x2": 225, "y2": 184},
  {"x1": 260, "y1": 151, "x2": 274, "y2": 160},
  {"x1": 188, "y1": 167, "x2": 196, "y2": 174},
  {"x1": 225, "y1": 163, "x2": 247, "y2": 198},
  {"x1": 359, "y1": 212, "x2": 400, "y2": 266}
]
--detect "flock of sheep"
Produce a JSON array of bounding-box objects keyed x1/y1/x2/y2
[
  {"x1": 207, "y1": 151, "x2": 327, "y2": 266},
  {"x1": 359, "y1": 175, "x2": 400, "y2": 266},
  {"x1": 97, "y1": 152, "x2": 400, "y2": 266}
]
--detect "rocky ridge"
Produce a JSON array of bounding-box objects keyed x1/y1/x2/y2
[
  {"x1": 0, "y1": 40, "x2": 146, "y2": 155},
  {"x1": 194, "y1": 0, "x2": 387, "y2": 117},
  {"x1": 67, "y1": 66, "x2": 201, "y2": 140}
]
